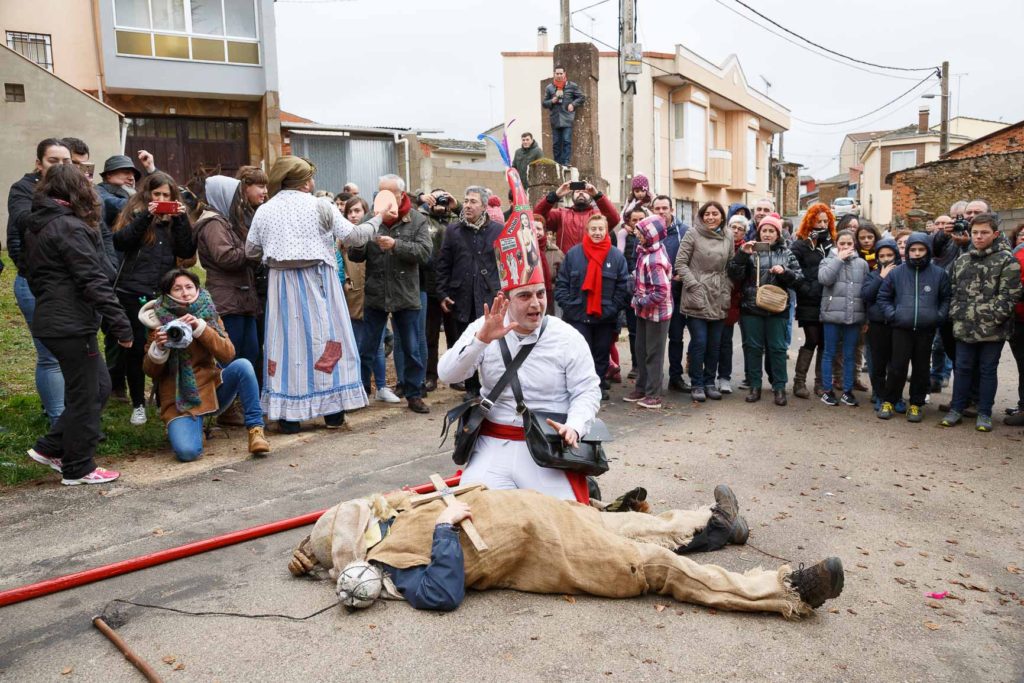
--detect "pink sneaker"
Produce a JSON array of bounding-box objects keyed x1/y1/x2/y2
[
  {"x1": 27, "y1": 448, "x2": 62, "y2": 473},
  {"x1": 623, "y1": 389, "x2": 645, "y2": 403},
  {"x1": 638, "y1": 396, "x2": 663, "y2": 409},
  {"x1": 61, "y1": 467, "x2": 120, "y2": 486}
]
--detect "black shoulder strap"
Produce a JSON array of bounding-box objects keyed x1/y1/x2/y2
[
  {"x1": 497, "y1": 318, "x2": 547, "y2": 412},
  {"x1": 484, "y1": 317, "x2": 547, "y2": 411}
]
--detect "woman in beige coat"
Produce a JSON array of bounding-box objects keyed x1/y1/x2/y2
[{"x1": 674, "y1": 200, "x2": 734, "y2": 402}]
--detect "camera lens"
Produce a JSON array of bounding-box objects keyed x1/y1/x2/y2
[{"x1": 166, "y1": 325, "x2": 184, "y2": 341}]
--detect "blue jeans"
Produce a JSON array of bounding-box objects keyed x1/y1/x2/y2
[
  {"x1": 361, "y1": 307, "x2": 424, "y2": 399},
  {"x1": 14, "y1": 275, "x2": 65, "y2": 423},
  {"x1": 686, "y1": 318, "x2": 724, "y2": 388},
  {"x1": 822, "y1": 323, "x2": 861, "y2": 392},
  {"x1": 717, "y1": 323, "x2": 735, "y2": 381},
  {"x1": 221, "y1": 314, "x2": 260, "y2": 371},
  {"x1": 166, "y1": 359, "x2": 263, "y2": 462},
  {"x1": 552, "y1": 126, "x2": 573, "y2": 166},
  {"x1": 785, "y1": 291, "x2": 796, "y2": 347},
  {"x1": 951, "y1": 340, "x2": 1003, "y2": 418},
  {"x1": 930, "y1": 330, "x2": 953, "y2": 382},
  {"x1": 351, "y1": 319, "x2": 387, "y2": 390},
  {"x1": 395, "y1": 292, "x2": 428, "y2": 387}
]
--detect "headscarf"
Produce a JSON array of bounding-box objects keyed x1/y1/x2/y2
[
  {"x1": 205, "y1": 175, "x2": 239, "y2": 217},
  {"x1": 153, "y1": 288, "x2": 224, "y2": 413},
  {"x1": 268, "y1": 156, "x2": 316, "y2": 197}
]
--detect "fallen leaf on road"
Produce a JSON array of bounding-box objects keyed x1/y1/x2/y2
[
  {"x1": 174, "y1": 663, "x2": 185, "y2": 671},
  {"x1": 61, "y1": 667, "x2": 73, "y2": 676},
  {"x1": 563, "y1": 595, "x2": 576, "y2": 604},
  {"x1": 894, "y1": 561, "x2": 905, "y2": 567},
  {"x1": 924, "y1": 621, "x2": 941, "y2": 630},
  {"x1": 895, "y1": 540, "x2": 911, "y2": 548},
  {"x1": 1007, "y1": 565, "x2": 1022, "y2": 575},
  {"x1": 162, "y1": 656, "x2": 176, "y2": 664},
  {"x1": 654, "y1": 604, "x2": 666, "y2": 612},
  {"x1": 847, "y1": 608, "x2": 858, "y2": 615},
  {"x1": 828, "y1": 608, "x2": 839, "y2": 614},
  {"x1": 152, "y1": 528, "x2": 167, "y2": 536},
  {"x1": 530, "y1": 635, "x2": 539, "y2": 640},
  {"x1": 289, "y1": 463, "x2": 297, "y2": 468},
  {"x1": 946, "y1": 539, "x2": 959, "y2": 545}
]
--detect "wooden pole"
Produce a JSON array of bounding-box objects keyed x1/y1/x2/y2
[
  {"x1": 619, "y1": 0, "x2": 636, "y2": 203},
  {"x1": 560, "y1": 0, "x2": 571, "y2": 44},
  {"x1": 939, "y1": 61, "x2": 950, "y2": 156},
  {"x1": 93, "y1": 617, "x2": 164, "y2": 683},
  {"x1": 429, "y1": 474, "x2": 488, "y2": 552}
]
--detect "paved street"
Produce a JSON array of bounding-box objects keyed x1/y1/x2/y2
[{"x1": 1, "y1": 353, "x2": 1022, "y2": 682}]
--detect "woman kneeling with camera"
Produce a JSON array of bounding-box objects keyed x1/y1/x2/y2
[{"x1": 141, "y1": 268, "x2": 270, "y2": 461}]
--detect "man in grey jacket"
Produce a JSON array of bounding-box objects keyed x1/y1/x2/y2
[{"x1": 542, "y1": 66, "x2": 586, "y2": 166}]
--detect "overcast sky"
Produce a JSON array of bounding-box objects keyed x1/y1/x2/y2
[{"x1": 274, "y1": 0, "x2": 1023, "y2": 179}]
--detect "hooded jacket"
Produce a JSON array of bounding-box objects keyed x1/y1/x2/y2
[
  {"x1": 725, "y1": 203, "x2": 754, "y2": 241},
  {"x1": 875, "y1": 234, "x2": 950, "y2": 331},
  {"x1": 555, "y1": 240, "x2": 630, "y2": 323},
  {"x1": 860, "y1": 238, "x2": 901, "y2": 324},
  {"x1": 674, "y1": 223, "x2": 734, "y2": 320},
  {"x1": 22, "y1": 196, "x2": 132, "y2": 341},
  {"x1": 632, "y1": 217, "x2": 673, "y2": 322},
  {"x1": 727, "y1": 236, "x2": 803, "y2": 317},
  {"x1": 948, "y1": 238, "x2": 1022, "y2": 343},
  {"x1": 818, "y1": 248, "x2": 869, "y2": 325}
]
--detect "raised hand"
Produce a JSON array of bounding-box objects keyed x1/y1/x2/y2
[{"x1": 475, "y1": 293, "x2": 518, "y2": 343}]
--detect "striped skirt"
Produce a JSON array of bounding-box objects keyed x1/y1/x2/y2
[{"x1": 262, "y1": 263, "x2": 368, "y2": 420}]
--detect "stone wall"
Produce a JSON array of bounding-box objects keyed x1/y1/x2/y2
[{"x1": 889, "y1": 151, "x2": 1024, "y2": 228}]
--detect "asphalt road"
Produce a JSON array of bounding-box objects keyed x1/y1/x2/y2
[{"x1": 1, "y1": 354, "x2": 1022, "y2": 682}]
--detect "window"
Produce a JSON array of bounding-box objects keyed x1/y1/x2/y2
[
  {"x1": 672, "y1": 103, "x2": 685, "y2": 140},
  {"x1": 890, "y1": 149, "x2": 917, "y2": 173},
  {"x1": 5, "y1": 83, "x2": 26, "y2": 102},
  {"x1": 6, "y1": 32, "x2": 53, "y2": 71},
  {"x1": 113, "y1": 0, "x2": 260, "y2": 65}
]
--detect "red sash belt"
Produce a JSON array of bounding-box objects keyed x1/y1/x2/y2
[
  {"x1": 478, "y1": 420, "x2": 589, "y2": 505},
  {"x1": 480, "y1": 419, "x2": 526, "y2": 440}
]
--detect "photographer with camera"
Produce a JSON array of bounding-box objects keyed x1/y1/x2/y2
[
  {"x1": 417, "y1": 189, "x2": 461, "y2": 392},
  {"x1": 111, "y1": 171, "x2": 196, "y2": 427},
  {"x1": 141, "y1": 268, "x2": 270, "y2": 460},
  {"x1": 533, "y1": 180, "x2": 620, "y2": 254}
]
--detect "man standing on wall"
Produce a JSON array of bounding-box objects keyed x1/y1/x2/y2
[{"x1": 542, "y1": 65, "x2": 585, "y2": 167}]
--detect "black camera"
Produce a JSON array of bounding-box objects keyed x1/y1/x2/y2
[
  {"x1": 952, "y1": 215, "x2": 969, "y2": 234},
  {"x1": 435, "y1": 194, "x2": 449, "y2": 207},
  {"x1": 166, "y1": 325, "x2": 185, "y2": 343}
]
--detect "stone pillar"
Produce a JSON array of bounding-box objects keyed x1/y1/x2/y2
[
  {"x1": 527, "y1": 158, "x2": 568, "y2": 207},
  {"x1": 540, "y1": 43, "x2": 605, "y2": 192}
]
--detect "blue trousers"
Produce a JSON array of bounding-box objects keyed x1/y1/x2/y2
[
  {"x1": 686, "y1": 317, "x2": 724, "y2": 388},
  {"x1": 718, "y1": 322, "x2": 735, "y2": 381},
  {"x1": 395, "y1": 292, "x2": 428, "y2": 387},
  {"x1": 552, "y1": 126, "x2": 573, "y2": 166},
  {"x1": 823, "y1": 323, "x2": 861, "y2": 392},
  {"x1": 361, "y1": 307, "x2": 423, "y2": 399},
  {"x1": 351, "y1": 319, "x2": 387, "y2": 390},
  {"x1": 167, "y1": 359, "x2": 264, "y2": 462},
  {"x1": 221, "y1": 314, "x2": 260, "y2": 371},
  {"x1": 14, "y1": 275, "x2": 65, "y2": 423},
  {"x1": 951, "y1": 340, "x2": 1003, "y2": 418}
]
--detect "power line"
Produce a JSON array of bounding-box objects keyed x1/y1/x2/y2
[
  {"x1": 710, "y1": 0, "x2": 925, "y2": 82},
  {"x1": 790, "y1": 72, "x2": 938, "y2": 127},
  {"x1": 728, "y1": 0, "x2": 936, "y2": 72}
]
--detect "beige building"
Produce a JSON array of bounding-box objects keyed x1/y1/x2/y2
[
  {"x1": 1, "y1": 0, "x2": 281, "y2": 186},
  {"x1": 502, "y1": 44, "x2": 789, "y2": 225},
  {"x1": 857, "y1": 108, "x2": 1002, "y2": 225},
  {"x1": 1, "y1": 45, "x2": 122, "y2": 231}
]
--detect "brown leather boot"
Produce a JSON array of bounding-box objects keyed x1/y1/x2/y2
[
  {"x1": 792, "y1": 348, "x2": 813, "y2": 399},
  {"x1": 248, "y1": 426, "x2": 270, "y2": 456}
]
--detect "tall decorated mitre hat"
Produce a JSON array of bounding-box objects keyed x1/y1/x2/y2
[{"x1": 479, "y1": 122, "x2": 545, "y2": 293}]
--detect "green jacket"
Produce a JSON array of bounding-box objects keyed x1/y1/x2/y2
[
  {"x1": 348, "y1": 209, "x2": 432, "y2": 312},
  {"x1": 949, "y1": 241, "x2": 1022, "y2": 343},
  {"x1": 512, "y1": 142, "x2": 544, "y2": 188}
]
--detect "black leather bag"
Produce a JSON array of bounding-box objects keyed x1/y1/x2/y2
[
  {"x1": 499, "y1": 338, "x2": 611, "y2": 477},
  {"x1": 440, "y1": 320, "x2": 547, "y2": 466}
]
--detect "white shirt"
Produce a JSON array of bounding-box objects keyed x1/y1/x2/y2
[
  {"x1": 246, "y1": 190, "x2": 378, "y2": 267},
  {"x1": 437, "y1": 314, "x2": 601, "y2": 438}
]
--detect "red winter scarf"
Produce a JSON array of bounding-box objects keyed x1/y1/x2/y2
[
  {"x1": 384, "y1": 192, "x2": 412, "y2": 227},
  {"x1": 553, "y1": 75, "x2": 567, "y2": 90},
  {"x1": 581, "y1": 235, "x2": 611, "y2": 317}
]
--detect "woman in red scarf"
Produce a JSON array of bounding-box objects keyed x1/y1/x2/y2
[{"x1": 554, "y1": 215, "x2": 630, "y2": 400}]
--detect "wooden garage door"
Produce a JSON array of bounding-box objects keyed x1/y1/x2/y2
[{"x1": 124, "y1": 116, "x2": 249, "y2": 191}]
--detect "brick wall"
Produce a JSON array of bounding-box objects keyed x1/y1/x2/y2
[
  {"x1": 817, "y1": 182, "x2": 847, "y2": 208},
  {"x1": 944, "y1": 122, "x2": 1024, "y2": 160},
  {"x1": 880, "y1": 143, "x2": 926, "y2": 189},
  {"x1": 889, "y1": 151, "x2": 1024, "y2": 227}
]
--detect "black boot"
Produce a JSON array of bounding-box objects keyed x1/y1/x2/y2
[
  {"x1": 787, "y1": 557, "x2": 845, "y2": 608},
  {"x1": 745, "y1": 387, "x2": 762, "y2": 403},
  {"x1": 774, "y1": 389, "x2": 788, "y2": 406}
]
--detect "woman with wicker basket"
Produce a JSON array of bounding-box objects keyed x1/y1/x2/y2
[{"x1": 727, "y1": 213, "x2": 803, "y2": 406}]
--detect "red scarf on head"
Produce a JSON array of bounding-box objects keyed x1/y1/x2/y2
[
  {"x1": 581, "y1": 235, "x2": 611, "y2": 317},
  {"x1": 384, "y1": 192, "x2": 412, "y2": 227}
]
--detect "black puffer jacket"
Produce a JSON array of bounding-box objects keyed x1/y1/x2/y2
[
  {"x1": 727, "y1": 238, "x2": 803, "y2": 317},
  {"x1": 791, "y1": 238, "x2": 829, "y2": 322},
  {"x1": 23, "y1": 196, "x2": 131, "y2": 340},
  {"x1": 112, "y1": 210, "x2": 195, "y2": 299},
  {"x1": 6, "y1": 172, "x2": 39, "y2": 276}
]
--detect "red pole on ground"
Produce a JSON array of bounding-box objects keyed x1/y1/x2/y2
[{"x1": 0, "y1": 473, "x2": 460, "y2": 609}]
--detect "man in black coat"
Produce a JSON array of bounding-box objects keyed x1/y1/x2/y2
[
  {"x1": 435, "y1": 186, "x2": 503, "y2": 396},
  {"x1": 542, "y1": 66, "x2": 585, "y2": 167}
]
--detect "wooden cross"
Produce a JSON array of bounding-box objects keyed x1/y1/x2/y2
[{"x1": 407, "y1": 474, "x2": 488, "y2": 552}]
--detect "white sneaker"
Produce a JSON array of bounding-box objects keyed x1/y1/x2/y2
[
  {"x1": 27, "y1": 448, "x2": 62, "y2": 473},
  {"x1": 718, "y1": 379, "x2": 732, "y2": 394},
  {"x1": 375, "y1": 387, "x2": 401, "y2": 404},
  {"x1": 130, "y1": 405, "x2": 147, "y2": 426},
  {"x1": 62, "y1": 467, "x2": 120, "y2": 486}
]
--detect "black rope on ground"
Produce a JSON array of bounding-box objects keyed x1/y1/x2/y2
[
  {"x1": 743, "y1": 543, "x2": 791, "y2": 564},
  {"x1": 109, "y1": 598, "x2": 337, "y2": 622}
]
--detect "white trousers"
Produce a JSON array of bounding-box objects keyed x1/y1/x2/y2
[{"x1": 460, "y1": 436, "x2": 575, "y2": 500}]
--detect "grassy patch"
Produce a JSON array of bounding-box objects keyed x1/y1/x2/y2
[{"x1": 0, "y1": 254, "x2": 168, "y2": 487}]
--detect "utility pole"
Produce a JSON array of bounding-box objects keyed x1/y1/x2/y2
[
  {"x1": 619, "y1": 0, "x2": 637, "y2": 201},
  {"x1": 560, "y1": 0, "x2": 570, "y2": 44},
  {"x1": 939, "y1": 60, "x2": 950, "y2": 156}
]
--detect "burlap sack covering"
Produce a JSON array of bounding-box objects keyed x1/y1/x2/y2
[{"x1": 367, "y1": 489, "x2": 648, "y2": 598}]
